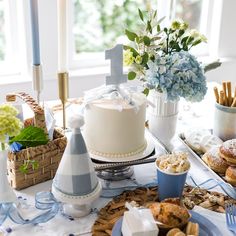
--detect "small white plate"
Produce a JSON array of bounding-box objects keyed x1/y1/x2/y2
[{"x1": 90, "y1": 131, "x2": 155, "y2": 163}]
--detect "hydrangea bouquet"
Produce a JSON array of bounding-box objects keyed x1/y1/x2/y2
[
  {"x1": 0, "y1": 104, "x2": 22, "y2": 151},
  {"x1": 0, "y1": 103, "x2": 49, "y2": 173},
  {"x1": 124, "y1": 9, "x2": 220, "y2": 102}
]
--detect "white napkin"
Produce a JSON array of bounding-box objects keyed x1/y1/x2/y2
[{"x1": 193, "y1": 206, "x2": 234, "y2": 235}]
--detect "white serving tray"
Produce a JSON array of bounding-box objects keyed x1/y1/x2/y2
[{"x1": 178, "y1": 133, "x2": 236, "y2": 197}]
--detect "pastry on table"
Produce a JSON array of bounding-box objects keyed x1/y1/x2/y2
[
  {"x1": 185, "y1": 222, "x2": 199, "y2": 236},
  {"x1": 225, "y1": 166, "x2": 236, "y2": 186},
  {"x1": 184, "y1": 129, "x2": 211, "y2": 153},
  {"x1": 148, "y1": 202, "x2": 190, "y2": 229},
  {"x1": 167, "y1": 228, "x2": 182, "y2": 236},
  {"x1": 202, "y1": 146, "x2": 228, "y2": 174},
  {"x1": 166, "y1": 222, "x2": 199, "y2": 236},
  {"x1": 200, "y1": 135, "x2": 223, "y2": 153},
  {"x1": 219, "y1": 139, "x2": 236, "y2": 165}
]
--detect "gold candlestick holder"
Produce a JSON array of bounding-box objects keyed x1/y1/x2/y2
[{"x1": 58, "y1": 72, "x2": 69, "y2": 129}]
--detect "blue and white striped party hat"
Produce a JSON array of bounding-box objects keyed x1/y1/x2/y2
[{"x1": 52, "y1": 115, "x2": 101, "y2": 205}]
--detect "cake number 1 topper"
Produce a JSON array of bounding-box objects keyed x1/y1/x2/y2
[{"x1": 105, "y1": 44, "x2": 127, "y2": 85}]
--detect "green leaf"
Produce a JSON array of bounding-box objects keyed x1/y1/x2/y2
[
  {"x1": 146, "y1": 20, "x2": 152, "y2": 33},
  {"x1": 192, "y1": 39, "x2": 202, "y2": 46},
  {"x1": 128, "y1": 71, "x2": 136, "y2": 80},
  {"x1": 151, "y1": 36, "x2": 161, "y2": 42},
  {"x1": 143, "y1": 88, "x2": 149, "y2": 96},
  {"x1": 185, "y1": 36, "x2": 194, "y2": 45},
  {"x1": 204, "y1": 60, "x2": 222, "y2": 73},
  {"x1": 141, "y1": 52, "x2": 149, "y2": 65},
  {"x1": 178, "y1": 29, "x2": 185, "y2": 37},
  {"x1": 125, "y1": 29, "x2": 138, "y2": 41},
  {"x1": 31, "y1": 160, "x2": 39, "y2": 170},
  {"x1": 10, "y1": 126, "x2": 49, "y2": 147},
  {"x1": 169, "y1": 41, "x2": 181, "y2": 51},
  {"x1": 138, "y1": 8, "x2": 144, "y2": 21},
  {"x1": 153, "y1": 10, "x2": 157, "y2": 19},
  {"x1": 20, "y1": 164, "x2": 28, "y2": 174},
  {"x1": 123, "y1": 45, "x2": 139, "y2": 57},
  {"x1": 181, "y1": 36, "x2": 189, "y2": 44},
  {"x1": 156, "y1": 16, "x2": 165, "y2": 25},
  {"x1": 157, "y1": 24, "x2": 161, "y2": 32},
  {"x1": 143, "y1": 36, "x2": 151, "y2": 46}
]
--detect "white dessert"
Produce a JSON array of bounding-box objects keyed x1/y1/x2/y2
[
  {"x1": 84, "y1": 93, "x2": 147, "y2": 158},
  {"x1": 157, "y1": 153, "x2": 190, "y2": 173},
  {"x1": 121, "y1": 209, "x2": 159, "y2": 236},
  {"x1": 200, "y1": 135, "x2": 223, "y2": 153},
  {"x1": 184, "y1": 129, "x2": 211, "y2": 153}
]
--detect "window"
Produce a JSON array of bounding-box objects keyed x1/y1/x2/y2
[
  {"x1": 70, "y1": 0, "x2": 212, "y2": 69},
  {"x1": 73, "y1": 0, "x2": 157, "y2": 54},
  {"x1": 0, "y1": 0, "x2": 5, "y2": 62},
  {"x1": 172, "y1": 0, "x2": 213, "y2": 56},
  {"x1": 0, "y1": 0, "x2": 19, "y2": 75},
  {"x1": 70, "y1": 0, "x2": 157, "y2": 68},
  {"x1": 173, "y1": 0, "x2": 203, "y2": 30}
]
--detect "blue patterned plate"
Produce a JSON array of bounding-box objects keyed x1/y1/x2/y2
[{"x1": 112, "y1": 210, "x2": 222, "y2": 236}]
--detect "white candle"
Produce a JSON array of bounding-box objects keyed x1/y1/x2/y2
[
  {"x1": 29, "y1": 0, "x2": 41, "y2": 65},
  {"x1": 57, "y1": 0, "x2": 67, "y2": 73}
]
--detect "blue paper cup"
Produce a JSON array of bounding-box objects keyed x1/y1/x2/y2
[{"x1": 156, "y1": 160, "x2": 189, "y2": 201}]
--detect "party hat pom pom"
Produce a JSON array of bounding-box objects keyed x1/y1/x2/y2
[{"x1": 67, "y1": 115, "x2": 84, "y2": 129}]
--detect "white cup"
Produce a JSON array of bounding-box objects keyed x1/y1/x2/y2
[{"x1": 213, "y1": 103, "x2": 236, "y2": 141}]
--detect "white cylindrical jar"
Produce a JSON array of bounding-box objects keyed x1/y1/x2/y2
[
  {"x1": 147, "y1": 90, "x2": 179, "y2": 144},
  {"x1": 213, "y1": 103, "x2": 236, "y2": 141}
]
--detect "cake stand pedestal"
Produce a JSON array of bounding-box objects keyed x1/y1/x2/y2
[
  {"x1": 91, "y1": 131, "x2": 156, "y2": 181},
  {"x1": 96, "y1": 166, "x2": 134, "y2": 181}
]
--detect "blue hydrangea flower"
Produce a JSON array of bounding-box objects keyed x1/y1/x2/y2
[{"x1": 146, "y1": 51, "x2": 207, "y2": 102}]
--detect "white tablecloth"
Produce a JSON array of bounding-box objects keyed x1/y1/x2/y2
[{"x1": 1, "y1": 83, "x2": 234, "y2": 236}]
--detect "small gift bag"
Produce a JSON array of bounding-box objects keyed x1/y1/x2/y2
[{"x1": 6, "y1": 92, "x2": 67, "y2": 190}]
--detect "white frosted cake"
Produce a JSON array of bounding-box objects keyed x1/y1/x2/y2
[{"x1": 84, "y1": 93, "x2": 147, "y2": 158}]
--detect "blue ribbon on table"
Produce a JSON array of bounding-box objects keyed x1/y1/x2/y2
[
  {"x1": 0, "y1": 192, "x2": 61, "y2": 226},
  {"x1": 187, "y1": 175, "x2": 236, "y2": 199},
  {"x1": 1, "y1": 176, "x2": 235, "y2": 226},
  {"x1": 101, "y1": 175, "x2": 236, "y2": 199}
]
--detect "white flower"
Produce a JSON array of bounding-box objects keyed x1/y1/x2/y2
[{"x1": 190, "y1": 29, "x2": 200, "y2": 38}]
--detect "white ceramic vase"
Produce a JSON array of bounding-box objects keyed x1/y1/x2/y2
[
  {"x1": 147, "y1": 90, "x2": 179, "y2": 144},
  {"x1": 0, "y1": 150, "x2": 17, "y2": 203}
]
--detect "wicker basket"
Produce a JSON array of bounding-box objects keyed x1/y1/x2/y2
[{"x1": 6, "y1": 92, "x2": 67, "y2": 190}]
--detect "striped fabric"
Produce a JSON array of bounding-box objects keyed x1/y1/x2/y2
[{"x1": 52, "y1": 128, "x2": 99, "y2": 197}]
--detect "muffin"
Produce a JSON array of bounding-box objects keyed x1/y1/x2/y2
[
  {"x1": 186, "y1": 222, "x2": 199, "y2": 236},
  {"x1": 148, "y1": 202, "x2": 190, "y2": 228}
]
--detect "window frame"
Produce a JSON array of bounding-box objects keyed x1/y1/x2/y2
[{"x1": 68, "y1": 0, "x2": 215, "y2": 71}]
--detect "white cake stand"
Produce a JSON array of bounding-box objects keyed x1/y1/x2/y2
[{"x1": 90, "y1": 131, "x2": 155, "y2": 180}]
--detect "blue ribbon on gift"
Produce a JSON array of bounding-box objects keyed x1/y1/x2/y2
[{"x1": 0, "y1": 192, "x2": 61, "y2": 226}]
